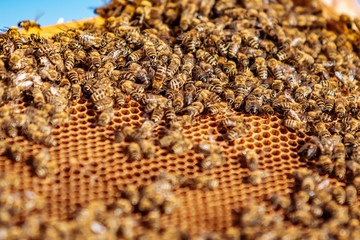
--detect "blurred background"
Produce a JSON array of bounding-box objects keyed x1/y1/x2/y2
[
  {"x1": 1, "y1": 0, "x2": 360, "y2": 29},
  {"x1": 0, "y1": 0, "x2": 104, "y2": 29}
]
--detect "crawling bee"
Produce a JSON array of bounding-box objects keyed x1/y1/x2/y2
[
  {"x1": 128, "y1": 142, "x2": 142, "y2": 161},
  {"x1": 244, "y1": 150, "x2": 259, "y2": 171}
]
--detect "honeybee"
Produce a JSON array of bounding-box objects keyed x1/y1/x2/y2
[
  {"x1": 284, "y1": 119, "x2": 308, "y2": 132},
  {"x1": 70, "y1": 84, "x2": 81, "y2": 100},
  {"x1": 97, "y1": 107, "x2": 114, "y2": 126},
  {"x1": 128, "y1": 142, "x2": 142, "y2": 161},
  {"x1": 334, "y1": 159, "x2": 346, "y2": 181},
  {"x1": 201, "y1": 152, "x2": 224, "y2": 170},
  {"x1": 222, "y1": 61, "x2": 237, "y2": 77},
  {"x1": 6, "y1": 27, "x2": 22, "y2": 49},
  {"x1": 240, "y1": 30, "x2": 259, "y2": 49},
  {"x1": 207, "y1": 102, "x2": 227, "y2": 115},
  {"x1": 270, "y1": 193, "x2": 291, "y2": 210},
  {"x1": 153, "y1": 64, "x2": 167, "y2": 93},
  {"x1": 183, "y1": 83, "x2": 196, "y2": 106},
  {"x1": 324, "y1": 41, "x2": 337, "y2": 59},
  {"x1": 247, "y1": 170, "x2": 266, "y2": 185},
  {"x1": 32, "y1": 148, "x2": 51, "y2": 178},
  {"x1": 251, "y1": 57, "x2": 267, "y2": 80},
  {"x1": 182, "y1": 30, "x2": 199, "y2": 52},
  {"x1": 94, "y1": 96, "x2": 114, "y2": 112},
  {"x1": 123, "y1": 184, "x2": 140, "y2": 205},
  {"x1": 244, "y1": 150, "x2": 259, "y2": 171},
  {"x1": 181, "y1": 101, "x2": 204, "y2": 117},
  {"x1": 228, "y1": 35, "x2": 241, "y2": 59},
  {"x1": 143, "y1": 41, "x2": 157, "y2": 62},
  {"x1": 7, "y1": 143, "x2": 22, "y2": 162},
  {"x1": 346, "y1": 185, "x2": 357, "y2": 206},
  {"x1": 294, "y1": 86, "x2": 312, "y2": 102},
  {"x1": 166, "y1": 54, "x2": 181, "y2": 78},
  {"x1": 182, "y1": 53, "x2": 196, "y2": 75},
  {"x1": 63, "y1": 49, "x2": 75, "y2": 71},
  {"x1": 139, "y1": 140, "x2": 156, "y2": 159},
  {"x1": 332, "y1": 186, "x2": 346, "y2": 205},
  {"x1": 276, "y1": 48, "x2": 291, "y2": 61},
  {"x1": 227, "y1": 125, "x2": 248, "y2": 141},
  {"x1": 196, "y1": 49, "x2": 217, "y2": 67},
  {"x1": 168, "y1": 73, "x2": 187, "y2": 90},
  {"x1": 245, "y1": 95, "x2": 261, "y2": 115},
  {"x1": 171, "y1": 138, "x2": 193, "y2": 155},
  {"x1": 353, "y1": 176, "x2": 360, "y2": 194},
  {"x1": 128, "y1": 49, "x2": 144, "y2": 62}
]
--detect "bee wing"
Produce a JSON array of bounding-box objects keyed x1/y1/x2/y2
[{"x1": 348, "y1": 68, "x2": 356, "y2": 82}]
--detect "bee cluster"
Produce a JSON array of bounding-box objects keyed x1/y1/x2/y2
[{"x1": 1, "y1": 0, "x2": 360, "y2": 238}]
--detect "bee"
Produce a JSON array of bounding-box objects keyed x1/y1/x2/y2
[
  {"x1": 334, "y1": 97, "x2": 346, "y2": 118},
  {"x1": 114, "y1": 89, "x2": 127, "y2": 107},
  {"x1": 32, "y1": 148, "x2": 51, "y2": 178},
  {"x1": 143, "y1": 41, "x2": 157, "y2": 62},
  {"x1": 244, "y1": 150, "x2": 259, "y2": 171},
  {"x1": 228, "y1": 125, "x2": 248, "y2": 141},
  {"x1": 0, "y1": 59, "x2": 8, "y2": 80},
  {"x1": 7, "y1": 143, "x2": 22, "y2": 162},
  {"x1": 70, "y1": 84, "x2": 81, "y2": 100},
  {"x1": 241, "y1": 30, "x2": 259, "y2": 49},
  {"x1": 166, "y1": 54, "x2": 181, "y2": 78},
  {"x1": 6, "y1": 27, "x2": 22, "y2": 49},
  {"x1": 151, "y1": 106, "x2": 164, "y2": 122},
  {"x1": 182, "y1": 53, "x2": 196, "y2": 75},
  {"x1": 284, "y1": 119, "x2": 308, "y2": 132},
  {"x1": 247, "y1": 170, "x2": 266, "y2": 185},
  {"x1": 123, "y1": 184, "x2": 140, "y2": 205},
  {"x1": 67, "y1": 69, "x2": 79, "y2": 84},
  {"x1": 166, "y1": 89, "x2": 183, "y2": 112},
  {"x1": 171, "y1": 138, "x2": 193, "y2": 155},
  {"x1": 252, "y1": 57, "x2": 267, "y2": 80},
  {"x1": 301, "y1": 176, "x2": 315, "y2": 193},
  {"x1": 324, "y1": 96, "x2": 335, "y2": 112},
  {"x1": 268, "y1": 58, "x2": 284, "y2": 80},
  {"x1": 332, "y1": 186, "x2": 346, "y2": 205},
  {"x1": 346, "y1": 185, "x2": 357, "y2": 206},
  {"x1": 182, "y1": 30, "x2": 199, "y2": 52},
  {"x1": 222, "y1": 61, "x2": 237, "y2": 76},
  {"x1": 324, "y1": 41, "x2": 337, "y2": 59},
  {"x1": 270, "y1": 193, "x2": 291, "y2": 210},
  {"x1": 94, "y1": 96, "x2": 114, "y2": 112},
  {"x1": 183, "y1": 83, "x2": 196, "y2": 106},
  {"x1": 236, "y1": 52, "x2": 250, "y2": 68},
  {"x1": 244, "y1": 95, "x2": 261, "y2": 115},
  {"x1": 31, "y1": 87, "x2": 45, "y2": 109},
  {"x1": 128, "y1": 49, "x2": 144, "y2": 62},
  {"x1": 196, "y1": 50, "x2": 216, "y2": 68},
  {"x1": 223, "y1": 89, "x2": 235, "y2": 105},
  {"x1": 63, "y1": 49, "x2": 75, "y2": 71},
  {"x1": 97, "y1": 107, "x2": 114, "y2": 126},
  {"x1": 201, "y1": 152, "x2": 224, "y2": 169},
  {"x1": 228, "y1": 35, "x2": 242, "y2": 59},
  {"x1": 353, "y1": 176, "x2": 360, "y2": 194},
  {"x1": 207, "y1": 102, "x2": 227, "y2": 115},
  {"x1": 139, "y1": 140, "x2": 156, "y2": 159},
  {"x1": 276, "y1": 48, "x2": 291, "y2": 61},
  {"x1": 181, "y1": 101, "x2": 204, "y2": 118},
  {"x1": 294, "y1": 86, "x2": 312, "y2": 102},
  {"x1": 168, "y1": 73, "x2": 187, "y2": 90},
  {"x1": 153, "y1": 64, "x2": 167, "y2": 93},
  {"x1": 211, "y1": 35, "x2": 228, "y2": 56},
  {"x1": 128, "y1": 142, "x2": 142, "y2": 161},
  {"x1": 334, "y1": 159, "x2": 346, "y2": 181}
]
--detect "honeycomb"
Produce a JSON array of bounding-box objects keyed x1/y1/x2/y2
[
  {"x1": 0, "y1": 96, "x2": 343, "y2": 235},
  {"x1": 1, "y1": 1, "x2": 359, "y2": 238}
]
